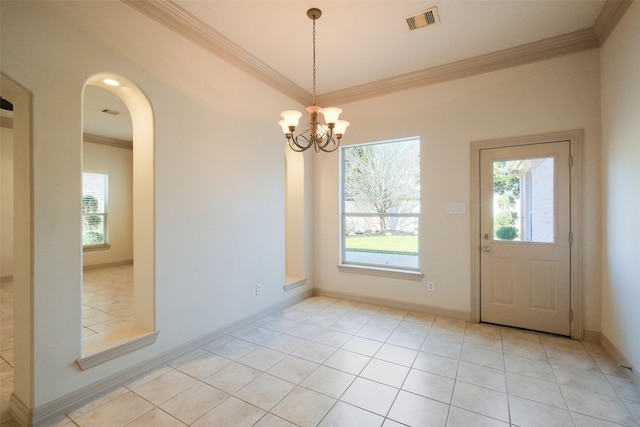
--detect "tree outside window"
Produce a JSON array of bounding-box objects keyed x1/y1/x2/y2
[{"x1": 82, "y1": 172, "x2": 108, "y2": 246}]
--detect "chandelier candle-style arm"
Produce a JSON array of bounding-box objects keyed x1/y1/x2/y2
[{"x1": 278, "y1": 8, "x2": 349, "y2": 153}]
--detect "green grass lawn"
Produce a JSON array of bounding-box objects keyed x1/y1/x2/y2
[{"x1": 345, "y1": 235, "x2": 418, "y2": 255}]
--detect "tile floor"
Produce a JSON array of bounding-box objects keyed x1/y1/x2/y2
[{"x1": 1, "y1": 272, "x2": 640, "y2": 426}]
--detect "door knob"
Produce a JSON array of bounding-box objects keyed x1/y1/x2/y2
[{"x1": 483, "y1": 246, "x2": 491, "y2": 252}]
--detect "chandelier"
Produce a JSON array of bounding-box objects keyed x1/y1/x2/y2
[{"x1": 279, "y1": 8, "x2": 349, "y2": 153}]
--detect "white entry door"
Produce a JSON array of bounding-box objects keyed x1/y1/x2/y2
[{"x1": 480, "y1": 141, "x2": 572, "y2": 336}]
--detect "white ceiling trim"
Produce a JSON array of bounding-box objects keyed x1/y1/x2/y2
[
  {"x1": 123, "y1": 0, "x2": 632, "y2": 106},
  {"x1": 122, "y1": 0, "x2": 309, "y2": 106}
]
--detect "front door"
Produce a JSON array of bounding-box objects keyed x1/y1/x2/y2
[{"x1": 480, "y1": 141, "x2": 571, "y2": 336}]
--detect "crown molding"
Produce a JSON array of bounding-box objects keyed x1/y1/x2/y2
[
  {"x1": 123, "y1": 0, "x2": 631, "y2": 106},
  {"x1": 317, "y1": 28, "x2": 599, "y2": 105},
  {"x1": 83, "y1": 132, "x2": 133, "y2": 150},
  {"x1": 122, "y1": 0, "x2": 310, "y2": 106},
  {"x1": 593, "y1": 0, "x2": 634, "y2": 45}
]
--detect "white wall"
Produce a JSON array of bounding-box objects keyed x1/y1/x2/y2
[
  {"x1": 0, "y1": 1, "x2": 309, "y2": 409},
  {"x1": 0, "y1": 127, "x2": 13, "y2": 279},
  {"x1": 600, "y1": 2, "x2": 640, "y2": 375},
  {"x1": 82, "y1": 141, "x2": 133, "y2": 267},
  {"x1": 313, "y1": 50, "x2": 602, "y2": 331}
]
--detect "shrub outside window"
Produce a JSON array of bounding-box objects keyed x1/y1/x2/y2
[
  {"x1": 341, "y1": 137, "x2": 420, "y2": 271},
  {"x1": 82, "y1": 172, "x2": 108, "y2": 247}
]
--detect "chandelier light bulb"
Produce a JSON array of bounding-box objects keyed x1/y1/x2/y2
[
  {"x1": 278, "y1": 120, "x2": 290, "y2": 135},
  {"x1": 320, "y1": 107, "x2": 342, "y2": 125},
  {"x1": 334, "y1": 120, "x2": 350, "y2": 136},
  {"x1": 280, "y1": 110, "x2": 303, "y2": 129}
]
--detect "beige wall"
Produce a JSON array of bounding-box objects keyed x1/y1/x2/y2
[
  {"x1": 600, "y1": 2, "x2": 640, "y2": 375},
  {"x1": 0, "y1": 1, "x2": 308, "y2": 409},
  {"x1": 0, "y1": 126, "x2": 13, "y2": 279},
  {"x1": 313, "y1": 50, "x2": 602, "y2": 332},
  {"x1": 82, "y1": 141, "x2": 133, "y2": 267}
]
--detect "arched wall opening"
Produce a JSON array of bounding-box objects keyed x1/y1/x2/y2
[{"x1": 78, "y1": 73, "x2": 157, "y2": 367}]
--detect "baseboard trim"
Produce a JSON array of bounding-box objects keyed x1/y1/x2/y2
[
  {"x1": 8, "y1": 393, "x2": 30, "y2": 426},
  {"x1": 23, "y1": 288, "x2": 313, "y2": 426},
  {"x1": 82, "y1": 260, "x2": 133, "y2": 271},
  {"x1": 313, "y1": 289, "x2": 471, "y2": 322},
  {"x1": 600, "y1": 332, "x2": 640, "y2": 388},
  {"x1": 582, "y1": 329, "x2": 602, "y2": 343}
]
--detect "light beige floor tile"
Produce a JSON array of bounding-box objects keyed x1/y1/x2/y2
[
  {"x1": 582, "y1": 341, "x2": 609, "y2": 358},
  {"x1": 456, "y1": 361, "x2": 506, "y2": 392},
  {"x1": 323, "y1": 349, "x2": 370, "y2": 375},
  {"x1": 286, "y1": 322, "x2": 324, "y2": 339},
  {"x1": 159, "y1": 382, "x2": 229, "y2": 425},
  {"x1": 608, "y1": 375, "x2": 640, "y2": 402},
  {"x1": 404, "y1": 311, "x2": 436, "y2": 326},
  {"x1": 395, "y1": 320, "x2": 430, "y2": 337},
  {"x1": 209, "y1": 338, "x2": 257, "y2": 360},
  {"x1": 170, "y1": 350, "x2": 231, "y2": 380},
  {"x1": 360, "y1": 358, "x2": 409, "y2": 388},
  {"x1": 253, "y1": 413, "x2": 298, "y2": 427},
  {"x1": 506, "y1": 372, "x2": 566, "y2": 408},
  {"x1": 329, "y1": 319, "x2": 365, "y2": 335},
  {"x1": 235, "y1": 373, "x2": 295, "y2": 411},
  {"x1": 318, "y1": 401, "x2": 384, "y2": 427},
  {"x1": 292, "y1": 341, "x2": 337, "y2": 364},
  {"x1": 264, "y1": 334, "x2": 306, "y2": 354},
  {"x1": 594, "y1": 357, "x2": 634, "y2": 379},
  {"x1": 561, "y1": 384, "x2": 637, "y2": 426},
  {"x1": 428, "y1": 327, "x2": 465, "y2": 344},
  {"x1": 548, "y1": 349, "x2": 599, "y2": 370},
  {"x1": 509, "y1": 395, "x2": 574, "y2": 427},
  {"x1": 421, "y1": 337, "x2": 462, "y2": 359},
  {"x1": 554, "y1": 365, "x2": 616, "y2": 396},
  {"x1": 460, "y1": 344, "x2": 504, "y2": 370},
  {"x1": 505, "y1": 353, "x2": 556, "y2": 382},
  {"x1": 541, "y1": 335, "x2": 588, "y2": 354},
  {"x1": 240, "y1": 328, "x2": 280, "y2": 346},
  {"x1": 356, "y1": 324, "x2": 393, "y2": 342},
  {"x1": 203, "y1": 360, "x2": 261, "y2": 394},
  {"x1": 305, "y1": 313, "x2": 339, "y2": 328},
  {"x1": 267, "y1": 355, "x2": 318, "y2": 384},
  {"x1": 412, "y1": 351, "x2": 459, "y2": 379},
  {"x1": 446, "y1": 407, "x2": 508, "y2": 427},
  {"x1": 451, "y1": 381, "x2": 509, "y2": 422},
  {"x1": 388, "y1": 389, "x2": 450, "y2": 426},
  {"x1": 572, "y1": 412, "x2": 633, "y2": 427},
  {"x1": 375, "y1": 343, "x2": 418, "y2": 367},
  {"x1": 127, "y1": 407, "x2": 185, "y2": 426},
  {"x1": 502, "y1": 339, "x2": 547, "y2": 361},
  {"x1": 433, "y1": 317, "x2": 468, "y2": 331},
  {"x1": 69, "y1": 386, "x2": 130, "y2": 419},
  {"x1": 239, "y1": 346, "x2": 286, "y2": 371},
  {"x1": 463, "y1": 333, "x2": 503, "y2": 352},
  {"x1": 625, "y1": 398, "x2": 640, "y2": 424},
  {"x1": 340, "y1": 377, "x2": 398, "y2": 416},
  {"x1": 385, "y1": 331, "x2": 425, "y2": 350},
  {"x1": 465, "y1": 323, "x2": 502, "y2": 340},
  {"x1": 402, "y1": 368, "x2": 455, "y2": 403},
  {"x1": 271, "y1": 386, "x2": 335, "y2": 427},
  {"x1": 342, "y1": 336, "x2": 383, "y2": 356},
  {"x1": 382, "y1": 419, "x2": 406, "y2": 427},
  {"x1": 367, "y1": 316, "x2": 400, "y2": 330},
  {"x1": 312, "y1": 330, "x2": 352, "y2": 347},
  {"x1": 72, "y1": 391, "x2": 154, "y2": 426},
  {"x1": 191, "y1": 396, "x2": 265, "y2": 427},
  {"x1": 261, "y1": 317, "x2": 299, "y2": 333},
  {"x1": 129, "y1": 369, "x2": 199, "y2": 406},
  {"x1": 301, "y1": 365, "x2": 356, "y2": 398}
]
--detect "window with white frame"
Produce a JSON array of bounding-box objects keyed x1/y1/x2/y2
[
  {"x1": 341, "y1": 137, "x2": 420, "y2": 271},
  {"x1": 82, "y1": 172, "x2": 108, "y2": 247}
]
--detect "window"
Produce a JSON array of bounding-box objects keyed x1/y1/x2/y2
[
  {"x1": 341, "y1": 137, "x2": 420, "y2": 271},
  {"x1": 82, "y1": 172, "x2": 108, "y2": 247}
]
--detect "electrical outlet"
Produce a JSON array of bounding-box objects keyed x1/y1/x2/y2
[
  {"x1": 427, "y1": 281, "x2": 435, "y2": 292},
  {"x1": 256, "y1": 283, "x2": 262, "y2": 295}
]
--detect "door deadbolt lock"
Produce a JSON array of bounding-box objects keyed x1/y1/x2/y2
[{"x1": 483, "y1": 246, "x2": 491, "y2": 252}]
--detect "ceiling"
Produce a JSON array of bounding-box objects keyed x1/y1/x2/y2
[{"x1": 82, "y1": 0, "x2": 631, "y2": 142}]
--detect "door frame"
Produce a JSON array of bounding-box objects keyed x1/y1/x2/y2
[{"x1": 470, "y1": 130, "x2": 583, "y2": 339}]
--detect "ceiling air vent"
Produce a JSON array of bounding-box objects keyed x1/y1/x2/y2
[{"x1": 406, "y1": 6, "x2": 440, "y2": 31}]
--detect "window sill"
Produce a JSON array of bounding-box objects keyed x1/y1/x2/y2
[
  {"x1": 77, "y1": 325, "x2": 158, "y2": 370},
  {"x1": 83, "y1": 244, "x2": 111, "y2": 252},
  {"x1": 337, "y1": 264, "x2": 424, "y2": 281}
]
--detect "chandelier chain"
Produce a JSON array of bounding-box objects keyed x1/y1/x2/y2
[{"x1": 312, "y1": 15, "x2": 317, "y2": 106}]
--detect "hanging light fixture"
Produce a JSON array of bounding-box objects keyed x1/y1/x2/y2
[{"x1": 279, "y1": 8, "x2": 349, "y2": 153}]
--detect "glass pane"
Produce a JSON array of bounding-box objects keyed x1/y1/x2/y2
[
  {"x1": 492, "y1": 157, "x2": 555, "y2": 243},
  {"x1": 344, "y1": 215, "x2": 419, "y2": 269}
]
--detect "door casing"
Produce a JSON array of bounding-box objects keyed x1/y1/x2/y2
[{"x1": 470, "y1": 130, "x2": 582, "y2": 339}]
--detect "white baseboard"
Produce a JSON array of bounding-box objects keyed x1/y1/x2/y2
[
  {"x1": 82, "y1": 260, "x2": 133, "y2": 271},
  {"x1": 14, "y1": 288, "x2": 313, "y2": 426},
  {"x1": 313, "y1": 288, "x2": 471, "y2": 322},
  {"x1": 600, "y1": 332, "x2": 639, "y2": 388}
]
